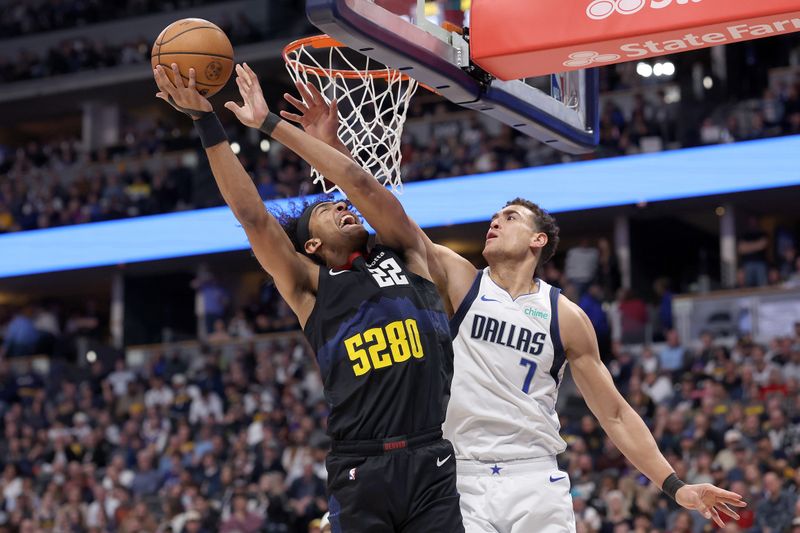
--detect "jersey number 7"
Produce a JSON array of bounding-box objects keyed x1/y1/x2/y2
[{"x1": 519, "y1": 358, "x2": 538, "y2": 394}]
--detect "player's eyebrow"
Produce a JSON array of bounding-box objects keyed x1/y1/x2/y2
[{"x1": 492, "y1": 208, "x2": 520, "y2": 220}]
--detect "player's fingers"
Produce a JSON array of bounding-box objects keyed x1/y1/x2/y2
[
  {"x1": 720, "y1": 498, "x2": 748, "y2": 507},
  {"x1": 306, "y1": 83, "x2": 324, "y2": 105},
  {"x1": 695, "y1": 502, "x2": 712, "y2": 521},
  {"x1": 235, "y1": 64, "x2": 250, "y2": 87},
  {"x1": 283, "y1": 93, "x2": 308, "y2": 113},
  {"x1": 295, "y1": 80, "x2": 314, "y2": 106},
  {"x1": 709, "y1": 507, "x2": 724, "y2": 529},
  {"x1": 235, "y1": 75, "x2": 250, "y2": 99},
  {"x1": 243, "y1": 62, "x2": 260, "y2": 86},
  {"x1": 709, "y1": 487, "x2": 745, "y2": 502},
  {"x1": 329, "y1": 98, "x2": 338, "y2": 117},
  {"x1": 170, "y1": 63, "x2": 185, "y2": 89},
  {"x1": 153, "y1": 67, "x2": 176, "y2": 96},
  {"x1": 188, "y1": 68, "x2": 196, "y2": 90},
  {"x1": 223, "y1": 101, "x2": 244, "y2": 119},
  {"x1": 279, "y1": 110, "x2": 305, "y2": 124},
  {"x1": 716, "y1": 502, "x2": 740, "y2": 521}
]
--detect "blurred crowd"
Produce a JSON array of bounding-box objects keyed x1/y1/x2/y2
[
  {"x1": 735, "y1": 217, "x2": 800, "y2": 290},
  {"x1": 0, "y1": 0, "x2": 220, "y2": 38},
  {"x1": 559, "y1": 319, "x2": 800, "y2": 533},
  {"x1": 598, "y1": 84, "x2": 800, "y2": 157},
  {"x1": 0, "y1": 118, "x2": 316, "y2": 233},
  {"x1": 0, "y1": 273, "x2": 300, "y2": 360},
  {"x1": 0, "y1": 13, "x2": 264, "y2": 84},
  {"x1": 542, "y1": 227, "x2": 800, "y2": 352},
  {"x1": 6, "y1": 81, "x2": 800, "y2": 234},
  {"x1": 2, "y1": 296, "x2": 800, "y2": 531},
  {"x1": 0, "y1": 333, "x2": 331, "y2": 533}
]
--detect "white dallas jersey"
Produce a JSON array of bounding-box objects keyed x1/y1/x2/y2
[{"x1": 443, "y1": 269, "x2": 568, "y2": 461}]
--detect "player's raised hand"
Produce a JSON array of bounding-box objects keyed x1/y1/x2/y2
[
  {"x1": 281, "y1": 81, "x2": 340, "y2": 145},
  {"x1": 224, "y1": 63, "x2": 270, "y2": 129},
  {"x1": 675, "y1": 483, "x2": 747, "y2": 527},
  {"x1": 154, "y1": 64, "x2": 212, "y2": 119}
]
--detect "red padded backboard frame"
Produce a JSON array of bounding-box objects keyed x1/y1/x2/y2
[{"x1": 471, "y1": 0, "x2": 800, "y2": 80}]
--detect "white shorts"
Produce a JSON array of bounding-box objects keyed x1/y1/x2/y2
[{"x1": 456, "y1": 456, "x2": 576, "y2": 533}]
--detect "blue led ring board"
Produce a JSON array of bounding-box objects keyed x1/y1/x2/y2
[{"x1": 305, "y1": 0, "x2": 599, "y2": 154}]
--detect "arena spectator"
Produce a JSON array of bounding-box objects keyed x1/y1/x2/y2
[
  {"x1": 579, "y1": 283, "x2": 611, "y2": 361},
  {"x1": 738, "y1": 216, "x2": 770, "y2": 287},
  {"x1": 594, "y1": 238, "x2": 620, "y2": 302},
  {"x1": 616, "y1": 289, "x2": 648, "y2": 344},
  {"x1": 219, "y1": 489, "x2": 263, "y2": 532},
  {"x1": 0, "y1": 307, "x2": 39, "y2": 357},
  {"x1": 658, "y1": 329, "x2": 687, "y2": 375},
  {"x1": 565, "y1": 239, "x2": 599, "y2": 296},
  {"x1": 756, "y1": 472, "x2": 797, "y2": 532},
  {"x1": 191, "y1": 273, "x2": 231, "y2": 336}
]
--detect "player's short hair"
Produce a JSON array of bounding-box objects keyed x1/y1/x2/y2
[
  {"x1": 271, "y1": 196, "x2": 331, "y2": 265},
  {"x1": 505, "y1": 197, "x2": 560, "y2": 263},
  {"x1": 271, "y1": 195, "x2": 358, "y2": 266}
]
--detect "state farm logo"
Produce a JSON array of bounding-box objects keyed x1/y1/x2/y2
[
  {"x1": 563, "y1": 51, "x2": 621, "y2": 67},
  {"x1": 586, "y1": 0, "x2": 702, "y2": 20}
]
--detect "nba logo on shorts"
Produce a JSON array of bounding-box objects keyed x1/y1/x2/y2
[{"x1": 349, "y1": 467, "x2": 357, "y2": 481}]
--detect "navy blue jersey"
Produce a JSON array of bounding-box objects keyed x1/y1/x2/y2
[{"x1": 303, "y1": 245, "x2": 454, "y2": 441}]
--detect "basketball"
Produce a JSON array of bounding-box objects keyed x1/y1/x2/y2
[{"x1": 151, "y1": 18, "x2": 233, "y2": 97}]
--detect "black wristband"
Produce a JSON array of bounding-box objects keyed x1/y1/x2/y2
[
  {"x1": 259, "y1": 112, "x2": 281, "y2": 136},
  {"x1": 662, "y1": 473, "x2": 685, "y2": 501},
  {"x1": 193, "y1": 112, "x2": 228, "y2": 149}
]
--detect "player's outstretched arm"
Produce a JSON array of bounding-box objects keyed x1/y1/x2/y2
[
  {"x1": 559, "y1": 296, "x2": 747, "y2": 527},
  {"x1": 153, "y1": 64, "x2": 317, "y2": 323},
  {"x1": 225, "y1": 64, "x2": 427, "y2": 268},
  {"x1": 278, "y1": 80, "x2": 479, "y2": 312}
]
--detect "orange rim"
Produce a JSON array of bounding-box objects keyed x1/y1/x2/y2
[{"x1": 282, "y1": 34, "x2": 432, "y2": 91}]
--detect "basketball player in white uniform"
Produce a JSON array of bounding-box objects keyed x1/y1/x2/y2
[{"x1": 276, "y1": 89, "x2": 746, "y2": 533}]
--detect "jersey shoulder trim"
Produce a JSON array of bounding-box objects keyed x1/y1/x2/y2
[
  {"x1": 548, "y1": 285, "x2": 567, "y2": 385},
  {"x1": 449, "y1": 270, "x2": 483, "y2": 338}
]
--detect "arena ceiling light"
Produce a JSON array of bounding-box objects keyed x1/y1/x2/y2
[{"x1": 638, "y1": 61, "x2": 675, "y2": 77}]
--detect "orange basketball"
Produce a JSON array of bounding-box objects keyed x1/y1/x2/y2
[{"x1": 151, "y1": 18, "x2": 234, "y2": 97}]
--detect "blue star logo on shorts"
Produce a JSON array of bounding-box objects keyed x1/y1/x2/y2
[{"x1": 490, "y1": 464, "x2": 502, "y2": 475}]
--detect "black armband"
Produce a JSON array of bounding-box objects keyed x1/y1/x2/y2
[
  {"x1": 661, "y1": 473, "x2": 685, "y2": 501},
  {"x1": 193, "y1": 112, "x2": 228, "y2": 149},
  {"x1": 259, "y1": 112, "x2": 282, "y2": 136}
]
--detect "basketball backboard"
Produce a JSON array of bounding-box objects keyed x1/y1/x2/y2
[{"x1": 306, "y1": 0, "x2": 599, "y2": 154}]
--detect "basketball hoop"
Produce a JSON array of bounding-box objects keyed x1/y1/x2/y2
[{"x1": 282, "y1": 35, "x2": 421, "y2": 194}]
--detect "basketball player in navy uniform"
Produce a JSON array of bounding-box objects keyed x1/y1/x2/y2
[
  {"x1": 153, "y1": 63, "x2": 463, "y2": 532},
  {"x1": 280, "y1": 86, "x2": 747, "y2": 532}
]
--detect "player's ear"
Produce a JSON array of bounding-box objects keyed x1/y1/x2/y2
[
  {"x1": 304, "y1": 238, "x2": 322, "y2": 255},
  {"x1": 530, "y1": 232, "x2": 547, "y2": 252}
]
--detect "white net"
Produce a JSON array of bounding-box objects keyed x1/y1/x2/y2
[{"x1": 283, "y1": 36, "x2": 419, "y2": 194}]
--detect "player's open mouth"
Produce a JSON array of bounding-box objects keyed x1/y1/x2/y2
[{"x1": 339, "y1": 214, "x2": 357, "y2": 228}]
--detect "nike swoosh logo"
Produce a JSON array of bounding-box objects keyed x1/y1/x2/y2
[
  {"x1": 480, "y1": 295, "x2": 500, "y2": 303},
  {"x1": 549, "y1": 475, "x2": 567, "y2": 482},
  {"x1": 329, "y1": 269, "x2": 351, "y2": 276},
  {"x1": 436, "y1": 455, "x2": 452, "y2": 467}
]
